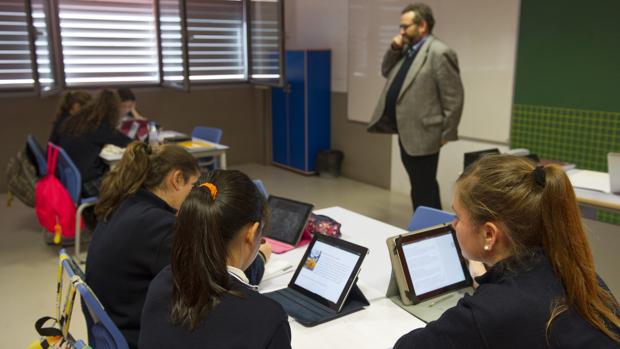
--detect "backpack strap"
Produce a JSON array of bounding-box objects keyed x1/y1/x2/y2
[{"x1": 46, "y1": 144, "x2": 59, "y2": 177}]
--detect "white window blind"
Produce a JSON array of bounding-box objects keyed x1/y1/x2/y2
[
  {"x1": 159, "y1": 0, "x2": 188, "y2": 88},
  {"x1": 249, "y1": 0, "x2": 282, "y2": 83},
  {"x1": 0, "y1": 1, "x2": 35, "y2": 90},
  {"x1": 57, "y1": 0, "x2": 160, "y2": 87},
  {"x1": 31, "y1": 0, "x2": 57, "y2": 93},
  {"x1": 186, "y1": 0, "x2": 246, "y2": 82}
]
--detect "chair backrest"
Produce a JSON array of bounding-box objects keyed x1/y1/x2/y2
[
  {"x1": 59, "y1": 250, "x2": 129, "y2": 349},
  {"x1": 253, "y1": 179, "x2": 268, "y2": 198},
  {"x1": 407, "y1": 206, "x2": 456, "y2": 232},
  {"x1": 51, "y1": 143, "x2": 82, "y2": 203},
  {"x1": 27, "y1": 134, "x2": 47, "y2": 176},
  {"x1": 192, "y1": 126, "x2": 223, "y2": 144}
]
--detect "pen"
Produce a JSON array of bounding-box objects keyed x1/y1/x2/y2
[{"x1": 428, "y1": 294, "x2": 453, "y2": 307}]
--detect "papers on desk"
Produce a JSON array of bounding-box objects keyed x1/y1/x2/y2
[
  {"x1": 100, "y1": 144, "x2": 125, "y2": 159},
  {"x1": 568, "y1": 170, "x2": 611, "y2": 193},
  {"x1": 177, "y1": 139, "x2": 215, "y2": 149},
  {"x1": 262, "y1": 260, "x2": 294, "y2": 282}
]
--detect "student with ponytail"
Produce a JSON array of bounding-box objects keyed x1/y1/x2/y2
[
  {"x1": 86, "y1": 143, "x2": 271, "y2": 348},
  {"x1": 139, "y1": 170, "x2": 290, "y2": 349},
  {"x1": 394, "y1": 154, "x2": 620, "y2": 348}
]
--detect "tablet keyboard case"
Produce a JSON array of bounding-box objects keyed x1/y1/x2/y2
[{"x1": 264, "y1": 282, "x2": 369, "y2": 327}]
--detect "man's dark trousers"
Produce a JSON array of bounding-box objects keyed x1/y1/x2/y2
[{"x1": 399, "y1": 139, "x2": 441, "y2": 211}]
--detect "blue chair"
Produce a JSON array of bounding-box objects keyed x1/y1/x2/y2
[
  {"x1": 253, "y1": 179, "x2": 268, "y2": 198},
  {"x1": 407, "y1": 206, "x2": 456, "y2": 232},
  {"x1": 27, "y1": 134, "x2": 47, "y2": 176},
  {"x1": 60, "y1": 249, "x2": 129, "y2": 349},
  {"x1": 192, "y1": 126, "x2": 223, "y2": 171},
  {"x1": 52, "y1": 143, "x2": 98, "y2": 262}
]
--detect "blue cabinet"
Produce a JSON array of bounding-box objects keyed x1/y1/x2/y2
[{"x1": 272, "y1": 50, "x2": 331, "y2": 174}]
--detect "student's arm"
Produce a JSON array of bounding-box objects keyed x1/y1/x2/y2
[
  {"x1": 149, "y1": 214, "x2": 175, "y2": 275},
  {"x1": 394, "y1": 297, "x2": 485, "y2": 348},
  {"x1": 265, "y1": 320, "x2": 292, "y2": 349},
  {"x1": 96, "y1": 123, "x2": 132, "y2": 148},
  {"x1": 244, "y1": 255, "x2": 265, "y2": 285}
]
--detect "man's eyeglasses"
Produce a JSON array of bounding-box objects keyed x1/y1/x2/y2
[{"x1": 399, "y1": 23, "x2": 416, "y2": 30}]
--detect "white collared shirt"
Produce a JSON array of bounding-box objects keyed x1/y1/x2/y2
[{"x1": 227, "y1": 265, "x2": 259, "y2": 291}]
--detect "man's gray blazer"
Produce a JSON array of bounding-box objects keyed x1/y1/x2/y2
[{"x1": 368, "y1": 35, "x2": 464, "y2": 157}]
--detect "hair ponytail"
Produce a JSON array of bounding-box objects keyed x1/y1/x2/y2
[
  {"x1": 170, "y1": 170, "x2": 268, "y2": 330},
  {"x1": 95, "y1": 142, "x2": 199, "y2": 221},
  {"x1": 95, "y1": 142, "x2": 152, "y2": 220},
  {"x1": 458, "y1": 155, "x2": 620, "y2": 342},
  {"x1": 540, "y1": 166, "x2": 620, "y2": 341}
]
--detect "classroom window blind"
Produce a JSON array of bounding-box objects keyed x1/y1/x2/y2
[
  {"x1": 249, "y1": 0, "x2": 282, "y2": 85},
  {"x1": 186, "y1": 0, "x2": 246, "y2": 82},
  {"x1": 159, "y1": 0, "x2": 188, "y2": 89},
  {"x1": 57, "y1": 0, "x2": 160, "y2": 87},
  {"x1": 0, "y1": 1, "x2": 35, "y2": 91},
  {"x1": 31, "y1": 0, "x2": 57, "y2": 94}
]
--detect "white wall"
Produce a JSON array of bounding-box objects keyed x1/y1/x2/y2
[
  {"x1": 285, "y1": 0, "x2": 512, "y2": 210},
  {"x1": 284, "y1": 0, "x2": 348, "y2": 92}
]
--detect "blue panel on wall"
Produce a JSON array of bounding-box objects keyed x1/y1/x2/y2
[
  {"x1": 287, "y1": 51, "x2": 306, "y2": 170},
  {"x1": 306, "y1": 50, "x2": 331, "y2": 171},
  {"x1": 271, "y1": 87, "x2": 288, "y2": 165},
  {"x1": 271, "y1": 50, "x2": 331, "y2": 173}
]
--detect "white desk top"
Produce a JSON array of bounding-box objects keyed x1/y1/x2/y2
[
  {"x1": 259, "y1": 207, "x2": 423, "y2": 349},
  {"x1": 99, "y1": 137, "x2": 228, "y2": 163},
  {"x1": 259, "y1": 206, "x2": 408, "y2": 296},
  {"x1": 566, "y1": 169, "x2": 620, "y2": 212}
]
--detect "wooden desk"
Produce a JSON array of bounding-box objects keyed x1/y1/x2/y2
[
  {"x1": 100, "y1": 138, "x2": 229, "y2": 169},
  {"x1": 259, "y1": 206, "x2": 425, "y2": 349}
]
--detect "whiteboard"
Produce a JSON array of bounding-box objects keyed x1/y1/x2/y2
[{"x1": 347, "y1": 0, "x2": 520, "y2": 143}]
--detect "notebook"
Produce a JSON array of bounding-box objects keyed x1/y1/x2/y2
[
  {"x1": 263, "y1": 196, "x2": 314, "y2": 254},
  {"x1": 264, "y1": 234, "x2": 369, "y2": 327},
  {"x1": 609, "y1": 152, "x2": 620, "y2": 195},
  {"x1": 386, "y1": 224, "x2": 473, "y2": 323}
]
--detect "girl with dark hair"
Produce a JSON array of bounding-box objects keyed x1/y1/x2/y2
[
  {"x1": 57, "y1": 89, "x2": 131, "y2": 197},
  {"x1": 139, "y1": 170, "x2": 290, "y2": 349},
  {"x1": 394, "y1": 154, "x2": 620, "y2": 348},
  {"x1": 49, "y1": 90, "x2": 92, "y2": 144},
  {"x1": 86, "y1": 145, "x2": 270, "y2": 349}
]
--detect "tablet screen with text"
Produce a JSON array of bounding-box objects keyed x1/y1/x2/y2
[
  {"x1": 288, "y1": 234, "x2": 368, "y2": 311},
  {"x1": 397, "y1": 225, "x2": 471, "y2": 302}
]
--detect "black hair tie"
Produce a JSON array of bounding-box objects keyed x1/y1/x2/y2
[{"x1": 533, "y1": 165, "x2": 546, "y2": 187}]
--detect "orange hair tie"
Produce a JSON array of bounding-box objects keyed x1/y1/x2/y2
[{"x1": 200, "y1": 182, "x2": 218, "y2": 200}]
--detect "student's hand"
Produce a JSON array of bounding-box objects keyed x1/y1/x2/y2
[
  {"x1": 391, "y1": 35, "x2": 404, "y2": 50},
  {"x1": 468, "y1": 260, "x2": 487, "y2": 289},
  {"x1": 132, "y1": 106, "x2": 146, "y2": 120},
  {"x1": 259, "y1": 239, "x2": 272, "y2": 263}
]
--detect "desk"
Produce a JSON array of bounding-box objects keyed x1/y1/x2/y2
[
  {"x1": 566, "y1": 169, "x2": 620, "y2": 213},
  {"x1": 259, "y1": 207, "x2": 425, "y2": 349},
  {"x1": 100, "y1": 137, "x2": 229, "y2": 170}
]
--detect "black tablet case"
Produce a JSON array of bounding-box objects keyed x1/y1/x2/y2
[{"x1": 264, "y1": 280, "x2": 369, "y2": 327}]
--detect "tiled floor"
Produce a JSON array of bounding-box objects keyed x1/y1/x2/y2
[{"x1": 0, "y1": 163, "x2": 413, "y2": 348}]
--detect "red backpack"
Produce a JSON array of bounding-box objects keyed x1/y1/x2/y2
[{"x1": 35, "y1": 145, "x2": 77, "y2": 244}]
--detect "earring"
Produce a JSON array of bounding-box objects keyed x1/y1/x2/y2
[{"x1": 483, "y1": 245, "x2": 490, "y2": 251}]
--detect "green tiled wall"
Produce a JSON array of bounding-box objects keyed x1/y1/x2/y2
[
  {"x1": 511, "y1": 104, "x2": 620, "y2": 171},
  {"x1": 511, "y1": 104, "x2": 620, "y2": 225}
]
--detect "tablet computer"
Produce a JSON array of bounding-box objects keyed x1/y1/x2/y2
[
  {"x1": 287, "y1": 234, "x2": 368, "y2": 312},
  {"x1": 394, "y1": 224, "x2": 471, "y2": 304},
  {"x1": 264, "y1": 196, "x2": 313, "y2": 247}
]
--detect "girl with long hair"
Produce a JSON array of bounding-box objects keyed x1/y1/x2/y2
[
  {"x1": 139, "y1": 170, "x2": 290, "y2": 349},
  {"x1": 57, "y1": 89, "x2": 131, "y2": 197},
  {"x1": 395, "y1": 154, "x2": 620, "y2": 348}
]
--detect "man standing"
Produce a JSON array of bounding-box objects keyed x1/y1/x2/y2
[{"x1": 368, "y1": 3, "x2": 464, "y2": 211}]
